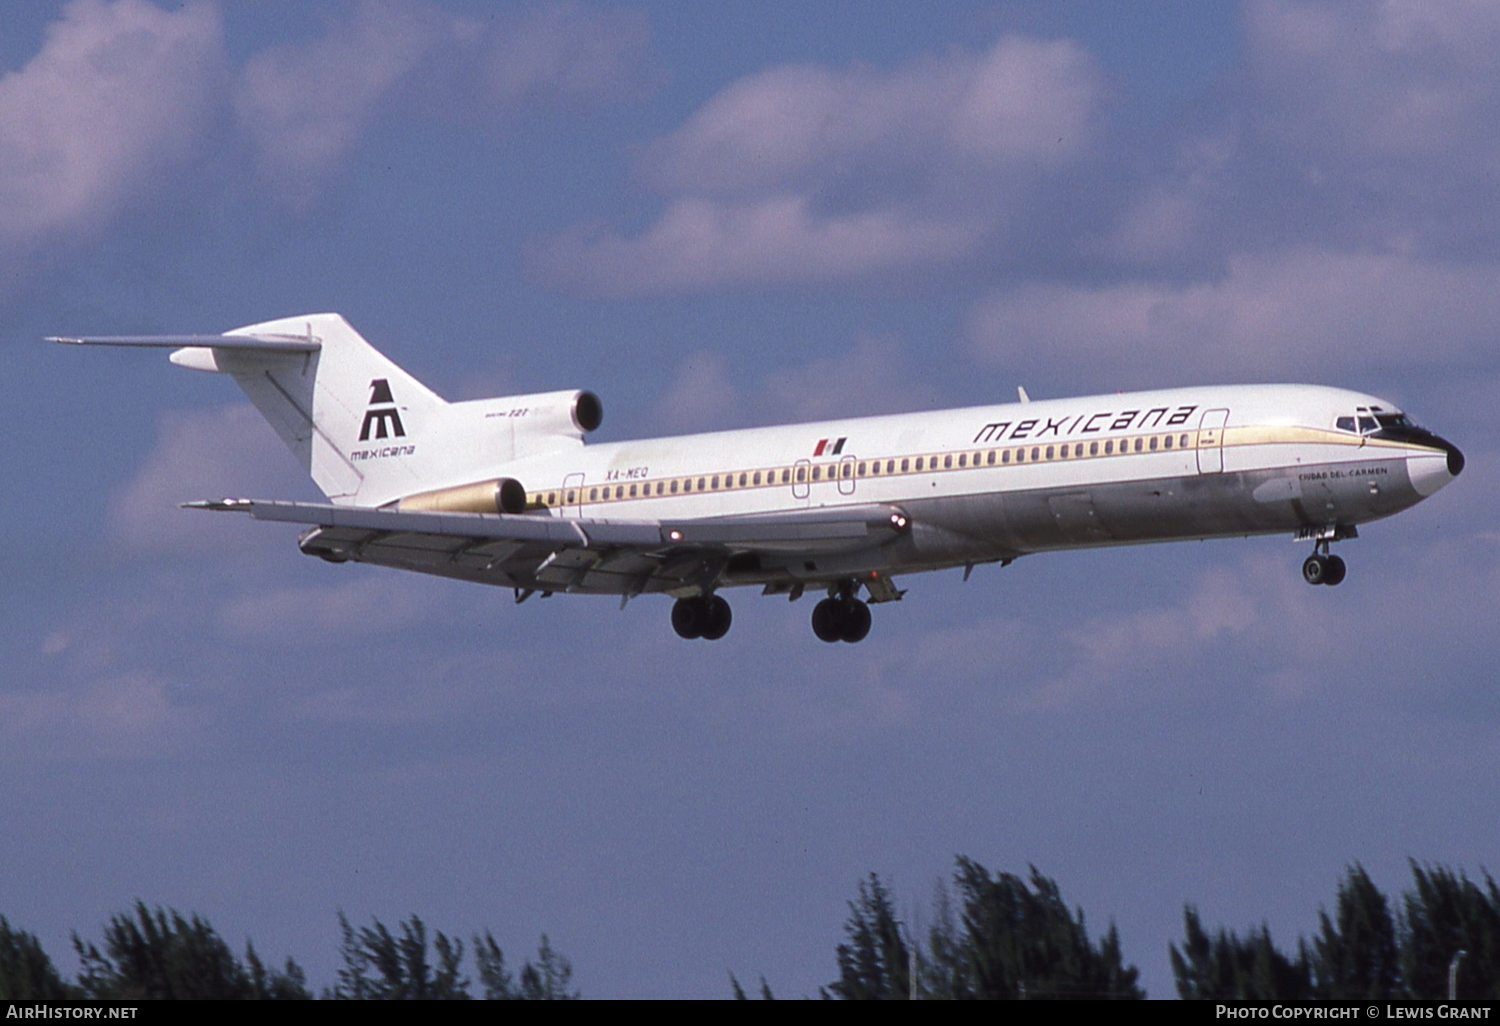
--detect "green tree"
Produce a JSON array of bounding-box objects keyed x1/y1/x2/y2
[
  {"x1": 829, "y1": 874, "x2": 910, "y2": 1000},
  {"x1": 330, "y1": 913, "x2": 468, "y2": 999},
  {"x1": 0, "y1": 917, "x2": 74, "y2": 1000},
  {"x1": 473, "y1": 931, "x2": 515, "y2": 999},
  {"x1": 517, "y1": 934, "x2": 577, "y2": 1000},
  {"x1": 953, "y1": 859, "x2": 1142, "y2": 1000},
  {"x1": 1170, "y1": 905, "x2": 1312, "y2": 1000},
  {"x1": 831, "y1": 860, "x2": 1142, "y2": 1000},
  {"x1": 1401, "y1": 862, "x2": 1500, "y2": 999},
  {"x1": 72, "y1": 903, "x2": 308, "y2": 1000},
  {"x1": 1311, "y1": 864, "x2": 1400, "y2": 998}
]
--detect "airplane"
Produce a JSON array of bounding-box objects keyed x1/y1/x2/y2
[{"x1": 52, "y1": 313, "x2": 1464, "y2": 643}]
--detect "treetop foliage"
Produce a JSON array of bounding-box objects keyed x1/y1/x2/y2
[
  {"x1": 1171, "y1": 862, "x2": 1500, "y2": 1000},
  {"x1": 0, "y1": 904, "x2": 575, "y2": 1001},
  {"x1": 828, "y1": 858, "x2": 1144, "y2": 1000}
]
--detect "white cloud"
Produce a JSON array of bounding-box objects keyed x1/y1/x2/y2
[
  {"x1": 233, "y1": 0, "x2": 445, "y2": 204},
  {"x1": 110, "y1": 404, "x2": 311, "y2": 556},
  {"x1": 0, "y1": 0, "x2": 224, "y2": 253},
  {"x1": 1244, "y1": 0, "x2": 1500, "y2": 163},
  {"x1": 0, "y1": 670, "x2": 203, "y2": 765},
  {"x1": 472, "y1": 2, "x2": 653, "y2": 110},
  {"x1": 967, "y1": 249, "x2": 1500, "y2": 384},
  {"x1": 234, "y1": 0, "x2": 655, "y2": 204},
  {"x1": 217, "y1": 575, "x2": 437, "y2": 639},
  {"x1": 532, "y1": 33, "x2": 1105, "y2": 294},
  {"x1": 647, "y1": 332, "x2": 943, "y2": 434},
  {"x1": 538, "y1": 195, "x2": 984, "y2": 295}
]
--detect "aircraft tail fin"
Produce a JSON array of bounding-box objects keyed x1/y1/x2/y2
[
  {"x1": 55, "y1": 314, "x2": 447, "y2": 505},
  {"x1": 190, "y1": 313, "x2": 447, "y2": 506},
  {"x1": 56, "y1": 313, "x2": 601, "y2": 508}
]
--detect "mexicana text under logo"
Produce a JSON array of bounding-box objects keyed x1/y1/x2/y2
[{"x1": 359, "y1": 378, "x2": 406, "y2": 440}]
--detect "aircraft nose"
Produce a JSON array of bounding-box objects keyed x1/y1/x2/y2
[
  {"x1": 1406, "y1": 433, "x2": 1464, "y2": 496},
  {"x1": 1439, "y1": 436, "x2": 1465, "y2": 477}
]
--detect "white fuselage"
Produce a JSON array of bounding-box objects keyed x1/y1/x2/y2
[{"x1": 452, "y1": 383, "x2": 1458, "y2": 591}]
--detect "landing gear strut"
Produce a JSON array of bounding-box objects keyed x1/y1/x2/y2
[
  {"x1": 671, "y1": 594, "x2": 732, "y2": 640},
  {"x1": 811, "y1": 582, "x2": 872, "y2": 643},
  {"x1": 1302, "y1": 542, "x2": 1347, "y2": 586}
]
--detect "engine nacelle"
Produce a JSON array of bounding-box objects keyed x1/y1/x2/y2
[
  {"x1": 500, "y1": 388, "x2": 603, "y2": 440},
  {"x1": 397, "y1": 477, "x2": 528, "y2": 515}
]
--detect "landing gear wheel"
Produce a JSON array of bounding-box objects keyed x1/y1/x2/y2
[
  {"x1": 811, "y1": 598, "x2": 847, "y2": 642},
  {"x1": 673, "y1": 595, "x2": 733, "y2": 640},
  {"x1": 1322, "y1": 554, "x2": 1346, "y2": 586},
  {"x1": 671, "y1": 597, "x2": 705, "y2": 639},
  {"x1": 701, "y1": 595, "x2": 732, "y2": 640},
  {"x1": 1302, "y1": 554, "x2": 1329, "y2": 585},
  {"x1": 841, "y1": 599, "x2": 871, "y2": 643}
]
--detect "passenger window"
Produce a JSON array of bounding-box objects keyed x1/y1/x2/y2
[
  {"x1": 711, "y1": 475, "x2": 719, "y2": 489},
  {"x1": 957, "y1": 454, "x2": 965, "y2": 468},
  {"x1": 589, "y1": 487, "x2": 598, "y2": 500},
  {"x1": 697, "y1": 477, "x2": 706, "y2": 490},
  {"x1": 739, "y1": 473, "x2": 747, "y2": 487},
  {"x1": 670, "y1": 481, "x2": 678, "y2": 494},
  {"x1": 1031, "y1": 447, "x2": 1039, "y2": 461},
  {"x1": 812, "y1": 466, "x2": 821, "y2": 481},
  {"x1": 1016, "y1": 448, "x2": 1025, "y2": 463},
  {"x1": 987, "y1": 451, "x2": 996, "y2": 466},
  {"x1": 944, "y1": 455, "x2": 953, "y2": 469},
  {"x1": 843, "y1": 463, "x2": 852, "y2": 478},
  {"x1": 1089, "y1": 442, "x2": 1098, "y2": 456},
  {"x1": 782, "y1": 469, "x2": 791, "y2": 483},
  {"x1": 1181, "y1": 434, "x2": 1189, "y2": 448},
  {"x1": 753, "y1": 471, "x2": 761, "y2": 485},
  {"x1": 796, "y1": 467, "x2": 805, "y2": 483},
  {"x1": 858, "y1": 462, "x2": 866, "y2": 476},
  {"x1": 1002, "y1": 449, "x2": 1010, "y2": 464},
  {"x1": 1163, "y1": 435, "x2": 1172, "y2": 450},
  {"x1": 1134, "y1": 438, "x2": 1143, "y2": 452},
  {"x1": 1149, "y1": 437, "x2": 1158, "y2": 451},
  {"x1": 1104, "y1": 440, "x2": 1113, "y2": 455},
  {"x1": 548, "y1": 492, "x2": 557, "y2": 504}
]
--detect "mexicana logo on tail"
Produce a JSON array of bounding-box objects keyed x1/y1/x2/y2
[{"x1": 359, "y1": 378, "x2": 406, "y2": 440}]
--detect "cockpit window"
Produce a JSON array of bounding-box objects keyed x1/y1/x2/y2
[{"x1": 1343, "y1": 407, "x2": 1414, "y2": 434}]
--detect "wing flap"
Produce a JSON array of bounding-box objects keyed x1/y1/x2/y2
[
  {"x1": 193, "y1": 498, "x2": 912, "y2": 594},
  {"x1": 191, "y1": 498, "x2": 908, "y2": 552}
]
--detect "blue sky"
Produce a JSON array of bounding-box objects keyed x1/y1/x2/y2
[{"x1": 2, "y1": 0, "x2": 1496, "y2": 998}]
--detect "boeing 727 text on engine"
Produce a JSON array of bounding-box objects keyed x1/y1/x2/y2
[{"x1": 52, "y1": 314, "x2": 1464, "y2": 642}]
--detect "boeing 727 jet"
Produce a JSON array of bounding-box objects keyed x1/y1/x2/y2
[{"x1": 53, "y1": 313, "x2": 1464, "y2": 642}]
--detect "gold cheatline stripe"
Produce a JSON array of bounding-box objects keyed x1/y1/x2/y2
[{"x1": 525, "y1": 424, "x2": 1394, "y2": 509}]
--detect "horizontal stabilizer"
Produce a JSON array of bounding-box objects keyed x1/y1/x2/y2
[{"x1": 47, "y1": 334, "x2": 321, "y2": 352}]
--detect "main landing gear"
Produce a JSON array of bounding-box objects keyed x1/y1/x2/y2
[
  {"x1": 1302, "y1": 544, "x2": 1347, "y2": 587},
  {"x1": 811, "y1": 584, "x2": 872, "y2": 644},
  {"x1": 672, "y1": 594, "x2": 732, "y2": 640}
]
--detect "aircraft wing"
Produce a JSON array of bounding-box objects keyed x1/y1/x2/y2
[{"x1": 188, "y1": 498, "x2": 911, "y2": 597}]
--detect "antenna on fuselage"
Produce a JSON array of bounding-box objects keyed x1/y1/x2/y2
[{"x1": 1017, "y1": 386, "x2": 1031, "y2": 403}]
